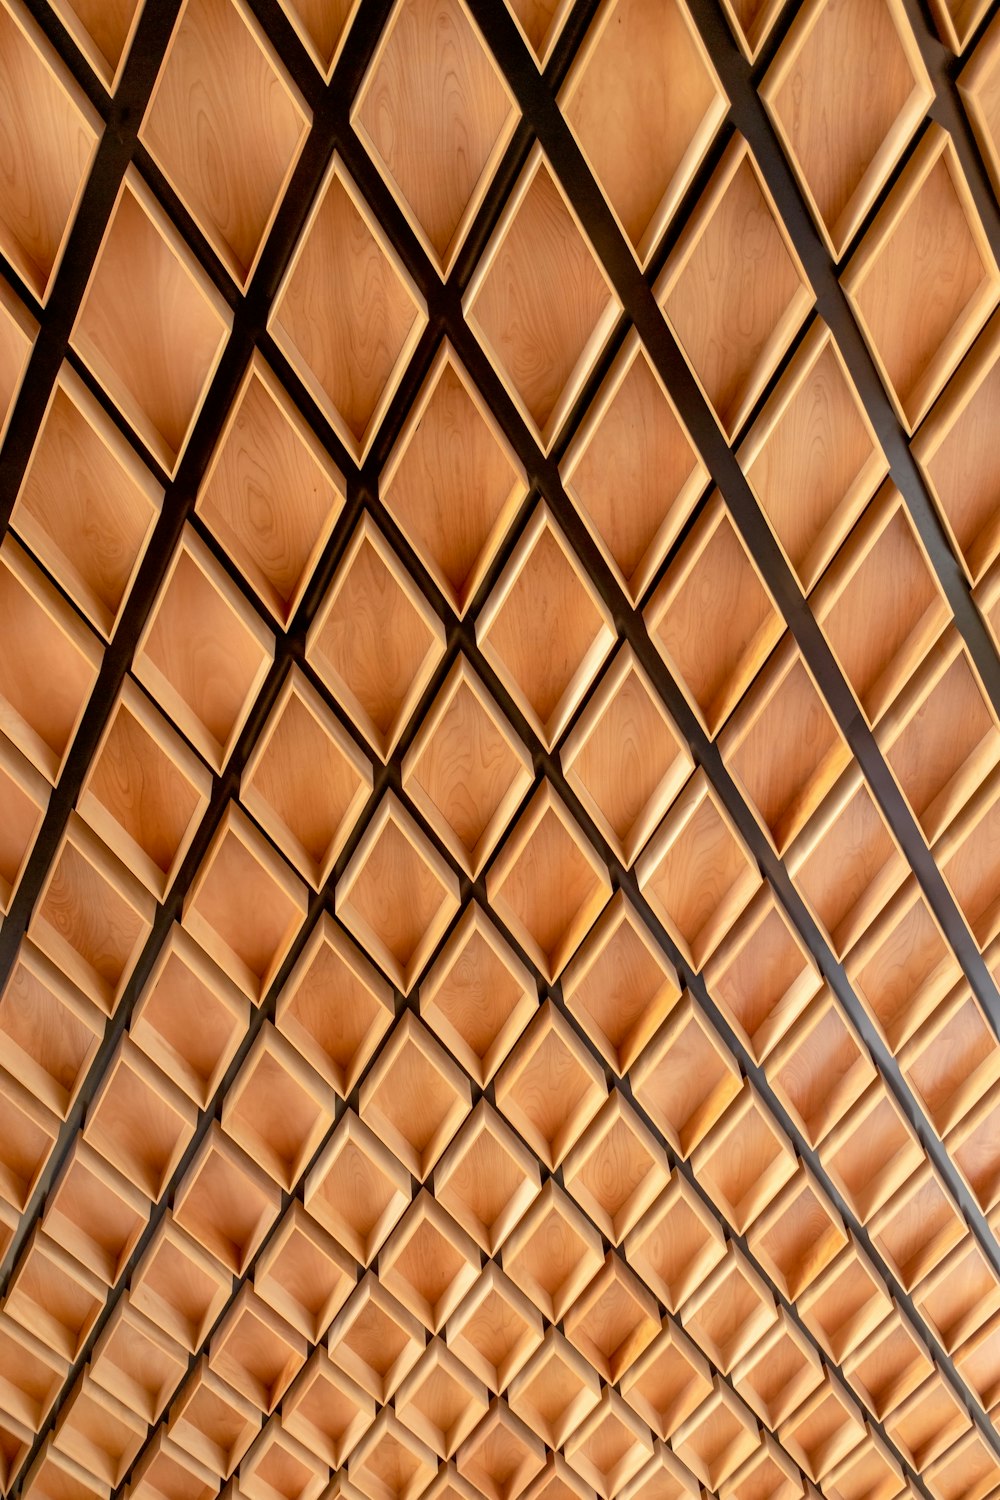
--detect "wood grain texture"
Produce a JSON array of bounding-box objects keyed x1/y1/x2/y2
[
  {"x1": 731, "y1": 1315, "x2": 822, "y2": 1430},
  {"x1": 719, "y1": 0, "x2": 787, "y2": 58},
  {"x1": 505, "y1": 0, "x2": 570, "y2": 62},
  {"x1": 42, "y1": 1144, "x2": 148, "y2": 1288},
  {"x1": 0, "y1": 948, "x2": 100, "y2": 1119},
  {"x1": 660, "y1": 140, "x2": 813, "y2": 438},
  {"x1": 270, "y1": 162, "x2": 426, "y2": 458},
  {"x1": 721, "y1": 644, "x2": 851, "y2": 856},
  {"x1": 501, "y1": 1183, "x2": 603, "y2": 1324},
  {"x1": 681, "y1": 1249, "x2": 777, "y2": 1373},
  {"x1": 704, "y1": 888, "x2": 818, "y2": 1064},
  {"x1": 494, "y1": 1006, "x2": 607, "y2": 1174},
  {"x1": 844, "y1": 129, "x2": 998, "y2": 430},
  {"x1": 562, "y1": 338, "x2": 706, "y2": 605},
  {"x1": 620, "y1": 1322, "x2": 712, "y2": 1440},
  {"x1": 275, "y1": 0, "x2": 356, "y2": 73},
  {"x1": 84, "y1": 1044, "x2": 195, "y2": 1202},
  {"x1": 49, "y1": 0, "x2": 140, "y2": 84},
  {"x1": 308, "y1": 521, "x2": 445, "y2": 760},
  {"x1": 914, "y1": 315, "x2": 1000, "y2": 585},
  {"x1": 6, "y1": 1233, "x2": 104, "y2": 1361},
  {"x1": 478, "y1": 510, "x2": 614, "y2": 749},
  {"x1": 961, "y1": 15, "x2": 1000, "y2": 212},
  {"x1": 842, "y1": 1311, "x2": 934, "y2": 1422},
  {"x1": 790, "y1": 775, "x2": 906, "y2": 959},
  {"x1": 184, "y1": 809, "x2": 305, "y2": 999},
  {"x1": 881, "y1": 634, "x2": 1000, "y2": 844},
  {"x1": 562, "y1": 1255, "x2": 660, "y2": 1383},
  {"x1": 645, "y1": 496, "x2": 781, "y2": 738},
  {"x1": 380, "y1": 1193, "x2": 479, "y2": 1333},
  {"x1": 487, "y1": 788, "x2": 612, "y2": 982},
  {"x1": 821, "y1": 1083, "x2": 923, "y2": 1223},
  {"x1": 140, "y1": 0, "x2": 309, "y2": 284},
  {"x1": 740, "y1": 322, "x2": 886, "y2": 591},
  {"x1": 903, "y1": 988, "x2": 1000, "y2": 1134},
  {"x1": 198, "y1": 359, "x2": 343, "y2": 624},
  {"x1": 748, "y1": 1169, "x2": 847, "y2": 1303},
  {"x1": 132, "y1": 931, "x2": 248, "y2": 1108},
  {"x1": 306, "y1": 1114, "x2": 410, "y2": 1266},
  {"x1": 0, "y1": 279, "x2": 35, "y2": 448},
  {"x1": 382, "y1": 347, "x2": 526, "y2": 615},
  {"x1": 508, "y1": 1333, "x2": 599, "y2": 1450},
  {"x1": 14, "y1": 374, "x2": 161, "y2": 637},
  {"x1": 6, "y1": 0, "x2": 1000, "y2": 1490},
  {"x1": 465, "y1": 154, "x2": 618, "y2": 447},
  {"x1": 136, "y1": 534, "x2": 273, "y2": 772},
  {"x1": 131, "y1": 1221, "x2": 234, "y2": 1355},
  {"x1": 561, "y1": 0, "x2": 725, "y2": 263},
  {"x1": 361, "y1": 1015, "x2": 471, "y2": 1182},
  {"x1": 173, "y1": 1130, "x2": 279, "y2": 1276},
  {"x1": 435, "y1": 1105, "x2": 540, "y2": 1255},
  {"x1": 403, "y1": 661, "x2": 532, "y2": 878},
  {"x1": 0, "y1": 540, "x2": 101, "y2": 783},
  {"x1": 767, "y1": 990, "x2": 875, "y2": 1147},
  {"x1": 637, "y1": 774, "x2": 760, "y2": 971},
  {"x1": 928, "y1": 0, "x2": 992, "y2": 51},
  {"x1": 80, "y1": 690, "x2": 207, "y2": 896},
  {"x1": 222, "y1": 1030, "x2": 332, "y2": 1192},
  {"x1": 563, "y1": 895, "x2": 680, "y2": 1076},
  {"x1": 564, "y1": 1101, "x2": 666, "y2": 1245},
  {"x1": 278, "y1": 917, "x2": 392, "y2": 1099},
  {"x1": 693, "y1": 1090, "x2": 795, "y2": 1235},
  {"x1": 73, "y1": 178, "x2": 231, "y2": 474},
  {"x1": 936, "y1": 770, "x2": 1000, "y2": 948},
  {"x1": 419, "y1": 907, "x2": 536, "y2": 1088},
  {"x1": 814, "y1": 488, "x2": 951, "y2": 726},
  {"x1": 630, "y1": 997, "x2": 741, "y2": 1160},
  {"x1": 0, "y1": 740, "x2": 46, "y2": 912},
  {"x1": 0, "y1": 0, "x2": 98, "y2": 301},
  {"x1": 353, "y1": 0, "x2": 514, "y2": 271},
  {"x1": 847, "y1": 879, "x2": 959, "y2": 1053},
  {"x1": 563, "y1": 650, "x2": 693, "y2": 867},
  {"x1": 339, "y1": 805, "x2": 459, "y2": 991},
  {"x1": 243, "y1": 670, "x2": 371, "y2": 888},
  {"x1": 282, "y1": 1352, "x2": 374, "y2": 1469},
  {"x1": 32, "y1": 832, "x2": 151, "y2": 1012},
  {"x1": 764, "y1": 0, "x2": 930, "y2": 256}
]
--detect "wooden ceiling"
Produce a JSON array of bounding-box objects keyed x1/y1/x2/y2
[{"x1": 2, "y1": 0, "x2": 1000, "y2": 1496}]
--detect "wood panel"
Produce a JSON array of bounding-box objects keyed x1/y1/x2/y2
[{"x1": 1, "y1": 2, "x2": 1000, "y2": 1499}]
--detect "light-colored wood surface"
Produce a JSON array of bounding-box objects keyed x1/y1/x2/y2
[
  {"x1": 13, "y1": 365, "x2": 162, "y2": 639},
  {"x1": 351, "y1": 0, "x2": 518, "y2": 277},
  {"x1": 3, "y1": 2, "x2": 1000, "y2": 1497},
  {"x1": 477, "y1": 503, "x2": 615, "y2": 750},
  {"x1": 0, "y1": 0, "x2": 100, "y2": 302},
  {"x1": 559, "y1": 0, "x2": 726, "y2": 268},
  {"x1": 762, "y1": 0, "x2": 932, "y2": 259},
  {"x1": 657, "y1": 136, "x2": 814, "y2": 441},
  {"x1": 139, "y1": 0, "x2": 310, "y2": 287},
  {"x1": 306, "y1": 513, "x2": 445, "y2": 762},
  {"x1": 71, "y1": 171, "x2": 233, "y2": 476},
  {"x1": 270, "y1": 154, "x2": 427, "y2": 461},
  {"x1": 739, "y1": 319, "x2": 888, "y2": 592},
  {"x1": 196, "y1": 353, "x2": 345, "y2": 625},
  {"x1": 842, "y1": 123, "x2": 1000, "y2": 432},
  {"x1": 382, "y1": 341, "x2": 528, "y2": 617},
  {"x1": 464, "y1": 146, "x2": 622, "y2": 452},
  {"x1": 133, "y1": 525, "x2": 274, "y2": 773}
]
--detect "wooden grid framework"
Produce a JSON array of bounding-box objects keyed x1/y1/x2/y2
[{"x1": 2, "y1": 0, "x2": 1000, "y2": 1498}]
